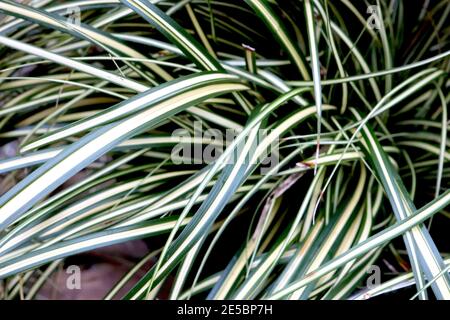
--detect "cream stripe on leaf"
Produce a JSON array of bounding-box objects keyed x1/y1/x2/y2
[
  {"x1": 244, "y1": 0, "x2": 310, "y2": 80},
  {"x1": 124, "y1": 88, "x2": 317, "y2": 299},
  {"x1": 0, "y1": 217, "x2": 190, "y2": 279},
  {"x1": 0, "y1": 72, "x2": 247, "y2": 231},
  {"x1": 0, "y1": 0, "x2": 172, "y2": 81},
  {"x1": 120, "y1": 0, "x2": 222, "y2": 72},
  {"x1": 21, "y1": 72, "x2": 236, "y2": 152},
  {"x1": 268, "y1": 189, "x2": 450, "y2": 299},
  {"x1": 354, "y1": 109, "x2": 450, "y2": 300}
]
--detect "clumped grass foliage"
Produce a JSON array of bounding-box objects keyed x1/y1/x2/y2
[{"x1": 0, "y1": 0, "x2": 449, "y2": 300}]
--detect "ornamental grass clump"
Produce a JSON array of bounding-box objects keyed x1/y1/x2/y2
[{"x1": 0, "y1": 0, "x2": 449, "y2": 300}]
